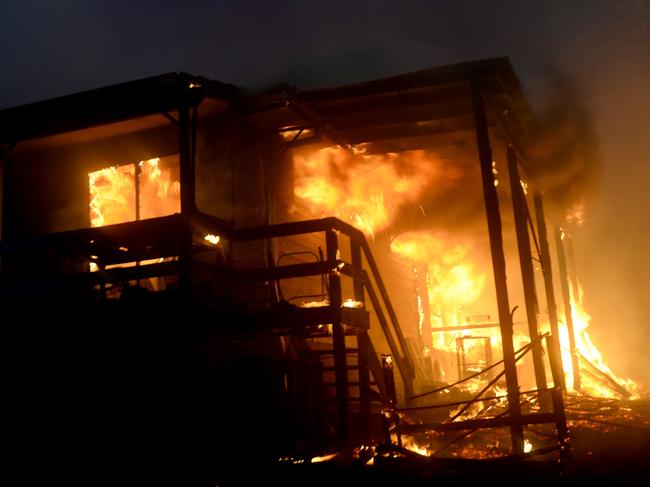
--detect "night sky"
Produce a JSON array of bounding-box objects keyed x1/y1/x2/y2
[{"x1": 1, "y1": 1, "x2": 649, "y2": 382}]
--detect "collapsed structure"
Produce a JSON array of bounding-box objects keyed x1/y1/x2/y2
[{"x1": 0, "y1": 58, "x2": 634, "y2": 481}]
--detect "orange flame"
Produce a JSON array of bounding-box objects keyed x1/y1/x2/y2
[
  {"x1": 89, "y1": 157, "x2": 180, "y2": 228},
  {"x1": 89, "y1": 164, "x2": 136, "y2": 227},
  {"x1": 391, "y1": 232, "x2": 534, "y2": 387},
  {"x1": 391, "y1": 232, "x2": 485, "y2": 329},
  {"x1": 559, "y1": 281, "x2": 638, "y2": 398},
  {"x1": 293, "y1": 145, "x2": 439, "y2": 237},
  {"x1": 138, "y1": 158, "x2": 181, "y2": 220}
]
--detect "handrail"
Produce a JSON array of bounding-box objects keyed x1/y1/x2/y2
[
  {"x1": 234, "y1": 217, "x2": 342, "y2": 241},
  {"x1": 359, "y1": 240, "x2": 415, "y2": 379},
  {"x1": 231, "y1": 216, "x2": 416, "y2": 390},
  {"x1": 361, "y1": 270, "x2": 414, "y2": 388},
  {"x1": 1, "y1": 213, "x2": 417, "y2": 395}
]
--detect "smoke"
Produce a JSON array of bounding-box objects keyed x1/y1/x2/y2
[
  {"x1": 524, "y1": 76, "x2": 602, "y2": 225},
  {"x1": 537, "y1": 6, "x2": 650, "y2": 384}
]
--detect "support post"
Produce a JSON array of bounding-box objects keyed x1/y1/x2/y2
[
  {"x1": 178, "y1": 103, "x2": 194, "y2": 302},
  {"x1": 134, "y1": 162, "x2": 141, "y2": 284},
  {"x1": 327, "y1": 230, "x2": 349, "y2": 446},
  {"x1": 351, "y1": 240, "x2": 371, "y2": 439},
  {"x1": 550, "y1": 387, "x2": 570, "y2": 460},
  {"x1": 506, "y1": 147, "x2": 548, "y2": 403},
  {"x1": 565, "y1": 233, "x2": 581, "y2": 306},
  {"x1": 382, "y1": 354, "x2": 397, "y2": 405},
  {"x1": 555, "y1": 227, "x2": 581, "y2": 391},
  {"x1": 415, "y1": 263, "x2": 433, "y2": 358},
  {"x1": 471, "y1": 75, "x2": 524, "y2": 454},
  {"x1": 533, "y1": 193, "x2": 566, "y2": 390},
  {"x1": 179, "y1": 104, "x2": 196, "y2": 215},
  {"x1": 545, "y1": 334, "x2": 565, "y2": 395},
  {"x1": 382, "y1": 354, "x2": 402, "y2": 448}
]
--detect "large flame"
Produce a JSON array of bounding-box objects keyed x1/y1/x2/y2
[
  {"x1": 559, "y1": 280, "x2": 638, "y2": 398},
  {"x1": 89, "y1": 157, "x2": 180, "y2": 228},
  {"x1": 138, "y1": 158, "x2": 181, "y2": 220},
  {"x1": 391, "y1": 232, "x2": 485, "y2": 330},
  {"x1": 89, "y1": 164, "x2": 136, "y2": 227},
  {"x1": 389, "y1": 232, "x2": 514, "y2": 385},
  {"x1": 293, "y1": 145, "x2": 438, "y2": 237}
]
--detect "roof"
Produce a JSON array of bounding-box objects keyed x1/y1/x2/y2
[
  {"x1": 0, "y1": 57, "x2": 536, "y2": 153},
  {"x1": 242, "y1": 57, "x2": 536, "y2": 152},
  {"x1": 0, "y1": 72, "x2": 238, "y2": 144}
]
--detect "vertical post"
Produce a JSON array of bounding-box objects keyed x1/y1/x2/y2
[
  {"x1": 326, "y1": 230, "x2": 349, "y2": 446},
  {"x1": 381, "y1": 354, "x2": 402, "y2": 448},
  {"x1": 550, "y1": 387, "x2": 569, "y2": 460},
  {"x1": 350, "y1": 240, "x2": 365, "y2": 302},
  {"x1": 484, "y1": 338, "x2": 494, "y2": 381},
  {"x1": 178, "y1": 102, "x2": 195, "y2": 301},
  {"x1": 455, "y1": 337, "x2": 465, "y2": 381},
  {"x1": 533, "y1": 193, "x2": 566, "y2": 390},
  {"x1": 381, "y1": 354, "x2": 397, "y2": 405},
  {"x1": 351, "y1": 240, "x2": 371, "y2": 439},
  {"x1": 179, "y1": 102, "x2": 197, "y2": 216},
  {"x1": 555, "y1": 227, "x2": 581, "y2": 391},
  {"x1": 415, "y1": 263, "x2": 433, "y2": 354},
  {"x1": 545, "y1": 334, "x2": 565, "y2": 395},
  {"x1": 134, "y1": 163, "x2": 141, "y2": 284},
  {"x1": 506, "y1": 147, "x2": 548, "y2": 400},
  {"x1": 471, "y1": 75, "x2": 524, "y2": 454},
  {"x1": 565, "y1": 233, "x2": 581, "y2": 305}
]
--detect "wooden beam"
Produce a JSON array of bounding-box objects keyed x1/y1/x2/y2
[
  {"x1": 507, "y1": 147, "x2": 548, "y2": 399},
  {"x1": 533, "y1": 193, "x2": 566, "y2": 390},
  {"x1": 471, "y1": 73, "x2": 524, "y2": 454},
  {"x1": 555, "y1": 226, "x2": 581, "y2": 391},
  {"x1": 397, "y1": 412, "x2": 559, "y2": 434},
  {"x1": 327, "y1": 230, "x2": 350, "y2": 446}
]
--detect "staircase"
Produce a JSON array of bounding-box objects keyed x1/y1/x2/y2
[{"x1": 232, "y1": 217, "x2": 417, "y2": 448}]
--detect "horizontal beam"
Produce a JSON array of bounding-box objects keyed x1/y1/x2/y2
[
  {"x1": 234, "y1": 260, "x2": 338, "y2": 281},
  {"x1": 297, "y1": 58, "x2": 514, "y2": 104},
  {"x1": 328, "y1": 99, "x2": 474, "y2": 132},
  {"x1": 431, "y1": 321, "x2": 527, "y2": 333},
  {"x1": 311, "y1": 83, "x2": 471, "y2": 117},
  {"x1": 345, "y1": 116, "x2": 478, "y2": 145},
  {"x1": 249, "y1": 305, "x2": 369, "y2": 331},
  {"x1": 233, "y1": 216, "x2": 364, "y2": 244},
  {"x1": 396, "y1": 412, "x2": 559, "y2": 434}
]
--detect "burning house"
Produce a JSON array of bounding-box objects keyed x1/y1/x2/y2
[{"x1": 0, "y1": 58, "x2": 642, "y2": 483}]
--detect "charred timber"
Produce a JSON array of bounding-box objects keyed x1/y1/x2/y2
[
  {"x1": 472, "y1": 71, "x2": 524, "y2": 453},
  {"x1": 507, "y1": 146, "x2": 548, "y2": 399}
]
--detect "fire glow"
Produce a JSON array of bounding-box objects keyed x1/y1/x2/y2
[
  {"x1": 559, "y1": 281, "x2": 638, "y2": 398},
  {"x1": 293, "y1": 145, "x2": 439, "y2": 237},
  {"x1": 89, "y1": 157, "x2": 180, "y2": 228},
  {"x1": 390, "y1": 232, "x2": 485, "y2": 327},
  {"x1": 293, "y1": 144, "x2": 639, "y2": 399}
]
